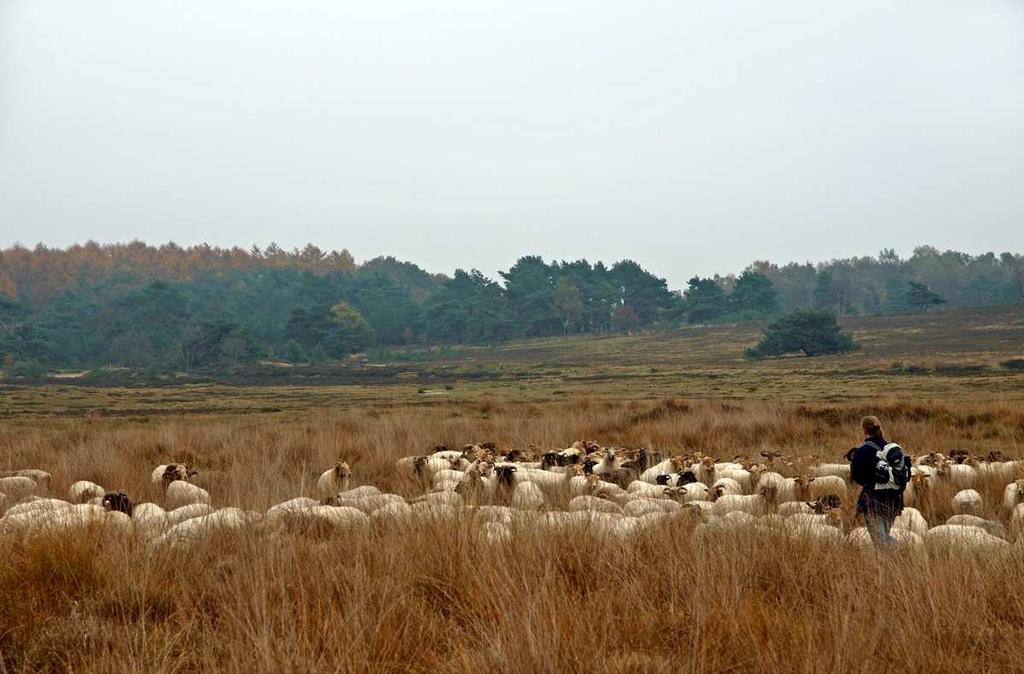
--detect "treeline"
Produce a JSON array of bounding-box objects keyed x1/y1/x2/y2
[{"x1": 0, "y1": 242, "x2": 1021, "y2": 373}]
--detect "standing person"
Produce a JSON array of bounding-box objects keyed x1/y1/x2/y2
[{"x1": 848, "y1": 415, "x2": 906, "y2": 546}]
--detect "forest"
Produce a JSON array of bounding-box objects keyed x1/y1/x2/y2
[{"x1": 0, "y1": 241, "x2": 1021, "y2": 373}]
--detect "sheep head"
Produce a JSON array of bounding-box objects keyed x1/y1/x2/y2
[
  {"x1": 669, "y1": 456, "x2": 689, "y2": 471},
  {"x1": 655, "y1": 474, "x2": 674, "y2": 487},
  {"x1": 334, "y1": 462, "x2": 352, "y2": 479},
  {"x1": 910, "y1": 474, "x2": 930, "y2": 491},
  {"x1": 162, "y1": 464, "x2": 189, "y2": 485},
  {"x1": 757, "y1": 483, "x2": 779, "y2": 505},
  {"x1": 677, "y1": 470, "x2": 698, "y2": 486},
  {"x1": 541, "y1": 452, "x2": 561, "y2": 469},
  {"x1": 793, "y1": 475, "x2": 815, "y2": 498},
  {"x1": 504, "y1": 448, "x2": 526, "y2": 463},
  {"x1": 700, "y1": 456, "x2": 716, "y2": 470},
  {"x1": 495, "y1": 465, "x2": 517, "y2": 487},
  {"x1": 663, "y1": 487, "x2": 683, "y2": 502},
  {"x1": 448, "y1": 456, "x2": 470, "y2": 471},
  {"x1": 710, "y1": 485, "x2": 726, "y2": 502},
  {"x1": 102, "y1": 491, "x2": 134, "y2": 516}
]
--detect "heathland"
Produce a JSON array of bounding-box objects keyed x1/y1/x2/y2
[{"x1": 1, "y1": 305, "x2": 1023, "y2": 672}]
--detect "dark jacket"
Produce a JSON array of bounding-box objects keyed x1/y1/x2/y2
[{"x1": 849, "y1": 434, "x2": 904, "y2": 517}]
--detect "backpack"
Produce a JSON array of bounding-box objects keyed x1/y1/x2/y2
[{"x1": 865, "y1": 440, "x2": 911, "y2": 491}]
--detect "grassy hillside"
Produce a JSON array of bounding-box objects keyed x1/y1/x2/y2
[{"x1": 2, "y1": 306, "x2": 1022, "y2": 418}]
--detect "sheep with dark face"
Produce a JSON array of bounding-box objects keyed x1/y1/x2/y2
[
  {"x1": 153, "y1": 464, "x2": 195, "y2": 489},
  {"x1": 494, "y1": 465, "x2": 518, "y2": 488},
  {"x1": 102, "y1": 491, "x2": 134, "y2": 516}
]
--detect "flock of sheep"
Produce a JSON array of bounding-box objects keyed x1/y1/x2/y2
[{"x1": 1, "y1": 442, "x2": 1023, "y2": 551}]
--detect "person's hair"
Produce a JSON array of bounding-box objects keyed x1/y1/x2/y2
[{"x1": 861, "y1": 415, "x2": 881, "y2": 435}]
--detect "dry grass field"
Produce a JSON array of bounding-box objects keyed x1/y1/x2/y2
[{"x1": 2, "y1": 306, "x2": 1024, "y2": 672}]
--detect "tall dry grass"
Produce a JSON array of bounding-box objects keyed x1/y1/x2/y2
[{"x1": 2, "y1": 397, "x2": 1024, "y2": 672}]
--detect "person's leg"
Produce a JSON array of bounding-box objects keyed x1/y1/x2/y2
[
  {"x1": 878, "y1": 514, "x2": 896, "y2": 545},
  {"x1": 865, "y1": 512, "x2": 896, "y2": 546}
]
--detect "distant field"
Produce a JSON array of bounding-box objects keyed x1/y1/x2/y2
[{"x1": 2, "y1": 306, "x2": 1022, "y2": 418}]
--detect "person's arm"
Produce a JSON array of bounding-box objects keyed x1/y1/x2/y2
[{"x1": 849, "y1": 444, "x2": 875, "y2": 488}]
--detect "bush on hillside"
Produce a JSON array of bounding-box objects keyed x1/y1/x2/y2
[{"x1": 745, "y1": 310, "x2": 858, "y2": 359}]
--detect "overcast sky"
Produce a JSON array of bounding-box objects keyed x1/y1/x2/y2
[{"x1": 1, "y1": 2, "x2": 1022, "y2": 289}]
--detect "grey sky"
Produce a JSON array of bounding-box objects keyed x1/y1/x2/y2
[{"x1": 2, "y1": 1, "x2": 1023, "y2": 289}]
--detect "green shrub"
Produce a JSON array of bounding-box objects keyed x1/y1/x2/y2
[{"x1": 745, "y1": 310, "x2": 858, "y2": 359}]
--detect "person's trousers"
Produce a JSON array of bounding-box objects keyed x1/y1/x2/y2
[{"x1": 864, "y1": 512, "x2": 896, "y2": 546}]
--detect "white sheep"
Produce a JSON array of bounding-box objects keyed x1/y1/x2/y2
[
  {"x1": 807, "y1": 475, "x2": 848, "y2": 503},
  {"x1": 945, "y1": 515, "x2": 1007, "y2": 540},
  {"x1": 590, "y1": 449, "x2": 622, "y2": 476},
  {"x1": 847, "y1": 526, "x2": 923, "y2": 549},
  {"x1": 69, "y1": 480, "x2": 105, "y2": 504},
  {"x1": 911, "y1": 465, "x2": 936, "y2": 478},
  {"x1": 711, "y1": 494, "x2": 766, "y2": 518},
  {"x1": 716, "y1": 468, "x2": 754, "y2": 493},
  {"x1": 431, "y1": 469, "x2": 465, "y2": 490},
  {"x1": 433, "y1": 478, "x2": 461, "y2": 493},
  {"x1": 977, "y1": 460, "x2": 1019, "y2": 484},
  {"x1": 335, "y1": 493, "x2": 403, "y2": 514},
  {"x1": 414, "y1": 491, "x2": 463, "y2": 509},
  {"x1": 166, "y1": 481, "x2": 210, "y2": 510},
  {"x1": 316, "y1": 462, "x2": 351, "y2": 503},
  {"x1": 755, "y1": 471, "x2": 786, "y2": 493},
  {"x1": 568, "y1": 495, "x2": 621, "y2": 514},
  {"x1": 0, "y1": 476, "x2": 38, "y2": 501},
  {"x1": 937, "y1": 462, "x2": 977, "y2": 489},
  {"x1": 1011, "y1": 503, "x2": 1024, "y2": 540},
  {"x1": 0, "y1": 503, "x2": 125, "y2": 536},
  {"x1": 623, "y1": 498, "x2": 681, "y2": 518},
  {"x1": 951, "y1": 489, "x2": 983, "y2": 516},
  {"x1": 925, "y1": 524, "x2": 1008, "y2": 550},
  {"x1": 639, "y1": 457, "x2": 689, "y2": 484},
  {"x1": 1002, "y1": 480, "x2": 1024, "y2": 512},
  {"x1": 893, "y1": 507, "x2": 929, "y2": 538},
  {"x1": 691, "y1": 456, "x2": 718, "y2": 486},
  {"x1": 810, "y1": 463, "x2": 850, "y2": 482},
  {"x1": 4, "y1": 498, "x2": 72, "y2": 518},
  {"x1": 370, "y1": 500, "x2": 413, "y2": 524},
  {"x1": 512, "y1": 481, "x2": 545, "y2": 510},
  {"x1": 132, "y1": 502, "x2": 168, "y2": 535},
  {"x1": 5, "y1": 469, "x2": 52, "y2": 491},
  {"x1": 309, "y1": 505, "x2": 370, "y2": 531},
  {"x1": 904, "y1": 474, "x2": 932, "y2": 509},
  {"x1": 265, "y1": 497, "x2": 318, "y2": 522},
  {"x1": 151, "y1": 507, "x2": 249, "y2": 548},
  {"x1": 777, "y1": 501, "x2": 815, "y2": 517},
  {"x1": 151, "y1": 463, "x2": 193, "y2": 488},
  {"x1": 166, "y1": 502, "x2": 216, "y2": 526},
  {"x1": 711, "y1": 477, "x2": 743, "y2": 497},
  {"x1": 401, "y1": 455, "x2": 450, "y2": 480},
  {"x1": 786, "y1": 512, "x2": 842, "y2": 531},
  {"x1": 627, "y1": 480, "x2": 673, "y2": 498}
]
